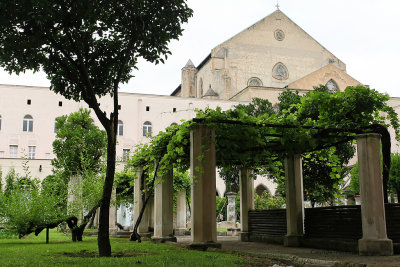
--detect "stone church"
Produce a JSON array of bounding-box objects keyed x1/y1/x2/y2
[{"x1": 172, "y1": 9, "x2": 361, "y2": 103}]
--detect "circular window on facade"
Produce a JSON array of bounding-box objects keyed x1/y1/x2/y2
[
  {"x1": 274, "y1": 29, "x2": 285, "y2": 41},
  {"x1": 272, "y1": 62, "x2": 289, "y2": 80}
]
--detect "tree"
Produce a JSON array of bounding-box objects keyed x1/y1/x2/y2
[
  {"x1": 0, "y1": 2, "x2": 192, "y2": 256},
  {"x1": 53, "y1": 108, "x2": 107, "y2": 177},
  {"x1": 52, "y1": 108, "x2": 107, "y2": 241}
]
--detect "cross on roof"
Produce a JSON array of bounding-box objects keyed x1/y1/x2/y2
[{"x1": 276, "y1": 0, "x2": 280, "y2": 10}]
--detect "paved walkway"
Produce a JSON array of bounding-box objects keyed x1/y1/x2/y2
[{"x1": 176, "y1": 236, "x2": 400, "y2": 267}]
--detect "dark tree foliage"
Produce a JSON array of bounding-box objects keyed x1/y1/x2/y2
[
  {"x1": 0, "y1": 1, "x2": 192, "y2": 256},
  {"x1": 276, "y1": 87, "x2": 355, "y2": 205}
]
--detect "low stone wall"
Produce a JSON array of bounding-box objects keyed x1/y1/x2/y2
[{"x1": 248, "y1": 204, "x2": 400, "y2": 252}]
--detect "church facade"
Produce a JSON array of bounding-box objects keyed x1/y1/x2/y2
[{"x1": 0, "y1": 9, "x2": 399, "y2": 203}]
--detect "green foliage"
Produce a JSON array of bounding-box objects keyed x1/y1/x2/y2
[
  {"x1": 0, "y1": 172, "x2": 65, "y2": 238},
  {"x1": 218, "y1": 166, "x2": 240, "y2": 193},
  {"x1": 4, "y1": 168, "x2": 17, "y2": 197},
  {"x1": 52, "y1": 108, "x2": 107, "y2": 176},
  {"x1": 216, "y1": 196, "x2": 227, "y2": 220},
  {"x1": 254, "y1": 191, "x2": 285, "y2": 210},
  {"x1": 173, "y1": 169, "x2": 191, "y2": 193},
  {"x1": 389, "y1": 153, "x2": 400, "y2": 199},
  {"x1": 348, "y1": 162, "x2": 360, "y2": 196},
  {"x1": 114, "y1": 170, "x2": 136, "y2": 207}
]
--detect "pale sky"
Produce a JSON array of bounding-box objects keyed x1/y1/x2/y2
[{"x1": 1, "y1": 0, "x2": 399, "y2": 97}]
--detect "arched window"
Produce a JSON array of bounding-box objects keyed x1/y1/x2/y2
[
  {"x1": 23, "y1": 115, "x2": 33, "y2": 132},
  {"x1": 142, "y1": 121, "x2": 152, "y2": 137},
  {"x1": 325, "y1": 79, "x2": 339, "y2": 92},
  {"x1": 117, "y1": 120, "x2": 124, "y2": 136},
  {"x1": 247, "y1": 77, "x2": 263, "y2": 87}
]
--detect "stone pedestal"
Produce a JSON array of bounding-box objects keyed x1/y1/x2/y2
[
  {"x1": 226, "y1": 192, "x2": 237, "y2": 223},
  {"x1": 175, "y1": 190, "x2": 187, "y2": 236},
  {"x1": 240, "y1": 168, "x2": 254, "y2": 242},
  {"x1": 133, "y1": 168, "x2": 150, "y2": 235},
  {"x1": 357, "y1": 134, "x2": 393, "y2": 256},
  {"x1": 189, "y1": 124, "x2": 220, "y2": 249},
  {"x1": 152, "y1": 169, "x2": 176, "y2": 242},
  {"x1": 283, "y1": 154, "x2": 304, "y2": 247}
]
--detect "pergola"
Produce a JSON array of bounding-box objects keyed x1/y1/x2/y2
[{"x1": 132, "y1": 119, "x2": 393, "y2": 256}]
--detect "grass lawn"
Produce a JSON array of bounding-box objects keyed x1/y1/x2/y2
[{"x1": 0, "y1": 229, "x2": 283, "y2": 266}]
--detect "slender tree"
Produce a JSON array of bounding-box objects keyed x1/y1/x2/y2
[{"x1": 0, "y1": 1, "x2": 192, "y2": 256}]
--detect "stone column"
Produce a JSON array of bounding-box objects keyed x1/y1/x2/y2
[
  {"x1": 109, "y1": 188, "x2": 117, "y2": 234},
  {"x1": 240, "y1": 168, "x2": 254, "y2": 241},
  {"x1": 152, "y1": 169, "x2": 176, "y2": 242},
  {"x1": 175, "y1": 190, "x2": 187, "y2": 236},
  {"x1": 284, "y1": 154, "x2": 304, "y2": 247},
  {"x1": 190, "y1": 124, "x2": 220, "y2": 249},
  {"x1": 357, "y1": 133, "x2": 393, "y2": 256},
  {"x1": 226, "y1": 192, "x2": 237, "y2": 223},
  {"x1": 133, "y1": 167, "x2": 150, "y2": 235}
]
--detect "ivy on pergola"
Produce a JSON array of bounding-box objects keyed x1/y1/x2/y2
[
  {"x1": 128, "y1": 116, "x2": 391, "y2": 188},
  {"x1": 192, "y1": 118, "x2": 390, "y2": 185}
]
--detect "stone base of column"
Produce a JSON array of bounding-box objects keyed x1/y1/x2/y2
[
  {"x1": 284, "y1": 235, "x2": 302, "y2": 247},
  {"x1": 358, "y1": 238, "x2": 393, "y2": 256},
  {"x1": 188, "y1": 242, "x2": 222, "y2": 251},
  {"x1": 240, "y1": 232, "x2": 250, "y2": 242},
  {"x1": 151, "y1": 236, "x2": 177, "y2": 243},
  {"x1": 174, "y1": 228, "x2": 187, "y2": 236},
  {"x1": 138, "y1": 232, "x2": 152, "y2": 240}
]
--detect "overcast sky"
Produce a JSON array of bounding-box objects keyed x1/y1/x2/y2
[{"x1": 1, "y1": 0, "x2": 399, "y2": 97}]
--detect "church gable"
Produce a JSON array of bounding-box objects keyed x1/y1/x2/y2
[
  {"x1": 202, "y1": 9, "x2": 347, "y2": 99},
  {"x1": 287, "y1": 64, "x2": 361, "y2": 91}
]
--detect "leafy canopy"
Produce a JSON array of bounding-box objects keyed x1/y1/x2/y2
[{"x1": 52, "y1": 108, "x2": 107, "y2": 176}]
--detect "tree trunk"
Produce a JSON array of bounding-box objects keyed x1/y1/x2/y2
[
  {"x1": 46, "y1": 228, "x2": 49, "y2": 244},
  {"x1": 98, "y1": 127, "x2": 117, "y2": 256}
]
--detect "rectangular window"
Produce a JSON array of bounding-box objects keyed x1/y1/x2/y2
[
  {"x1": 45, "y1": 153, "x2": 51, "y2": 159},
  {"x1": 27, "y1": 99, "x2": 31, "y2": 105},
  {"x1": 146, "y1": 106, "x2": 150, "y2": 111},
  {"x1": 23, "y1": 119, "x2": 33, "y2": 132},
  {"x1": 28, "y1": 146, "x2": 36, "y2": 159},
  {"x1": 0, "y1": 151, "x2": 4, "y2": 158},
  {"x1": 9, "y1": 145, "x2": 18, "y2": 158},
  {"x1": 58, "y1": 101, "x2": 62, "y2": 107},
  {"x1": 122, "y1": 149, "x2": 130, "y2": 161}
]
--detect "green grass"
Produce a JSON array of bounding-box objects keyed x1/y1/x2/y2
[{"x1": 0, "y1": 229, "x2": 252, "y2": 266}]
